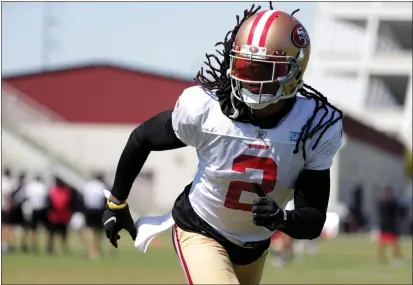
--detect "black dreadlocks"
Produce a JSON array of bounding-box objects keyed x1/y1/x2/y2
[{"x1": 194, "y1": 3, "x2": 343, "y2": 160}]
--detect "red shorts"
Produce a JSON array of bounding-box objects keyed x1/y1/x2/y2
[{"x1": 379, "y1": 232, "x2": 398, "y2": 244}]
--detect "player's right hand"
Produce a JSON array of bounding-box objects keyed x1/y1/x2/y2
[
  {"x1": 102, "y1": 198, "x2": 137, "y2": 248},
  {"x1": 251, "y1": 183, "x2": 284, "y2": 231}
]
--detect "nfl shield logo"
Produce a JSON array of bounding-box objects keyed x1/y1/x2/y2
[{"x1": 255, "y1": 129, "x2": 267, "y2": 139}]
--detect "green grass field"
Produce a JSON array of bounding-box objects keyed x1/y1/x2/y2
[{"x1": 2, "y1": 232, "x2": 412, "y2": 284}]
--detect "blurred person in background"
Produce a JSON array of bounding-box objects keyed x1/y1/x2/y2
[
  {"x1": 396, "y1": 194, "x2": 411, "y2": 235},
  {"x1": 271, "y1": 199, "x2": 295, "y2": 267},
  {"x1": 377, "y1": 186, "x2": 404, "y2": 264},
  {"x1": 102, "y1": 3, "x2": 343, "y2": 284},
  {"x1": 343, "y1": 185, "x2": 368, "y2": 233},
  {"x1": 69, "y1": 186, "x2": 88, "y2": 256},
  {"x1": 271, "y1": 199, "x2": 320, "y2": 267},
  {"x1": 8, "y1": 171, "x2": 29, "y2": 252},
  {"x1": 344, "y1": 184, "x2": 368, "y2": 233},
  {"x1": 82, "y1": 172, "x2": 106, "y2": 259},
  {"x1": 46, "y1": 177, "x2": 74, "y2": 254},
  {"x1": 1, "y1": 167, "x2": 14, "y2": 252},
  {"x1": 25, "y1": 175, "x2": 48, "y2": 252}
]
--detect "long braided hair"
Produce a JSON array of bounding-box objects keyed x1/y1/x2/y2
[{"x1": 194, "y1": 2, "x2": 343, "y2": 160}]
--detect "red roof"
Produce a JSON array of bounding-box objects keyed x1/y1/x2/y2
[
  {"x1": 2, "y1": 62, "x2": 405, "y2": 156},
  {"x1": 2, "y1": 62, "x2": 193, "y2": 124}
]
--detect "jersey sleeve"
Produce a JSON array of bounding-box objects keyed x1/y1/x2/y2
[
  {"x1": 304, "y1": 117, "x2": 343, "y2": 171},
  {"x1": 285, "y1": 199, "x2": 295, "y2": 211},
  {"x1": 171, "y1": 87, "x2": 205, "y2": 148}
]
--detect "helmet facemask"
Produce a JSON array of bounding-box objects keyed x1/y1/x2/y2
[{"x1": 228, "y1": 45, "x2": 305, "y2": 110}]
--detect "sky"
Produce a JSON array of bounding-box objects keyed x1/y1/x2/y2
[{"x1": 2, "y1": 1, "x2": 315, "y2": 78}]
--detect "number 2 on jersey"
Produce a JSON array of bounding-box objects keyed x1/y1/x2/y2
[{"x1": 224, "y1": 154, "x2": 278, "y2": 212}]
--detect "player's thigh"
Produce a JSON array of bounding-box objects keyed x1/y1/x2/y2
[
  {"x1": 172, "y1": 225, "x2": 239, "y2": 284},
  {"x1": 29, "y1": 214, "x2": 38, "y2": 231},
  {"x1": 233, "y1": 250, "x2": 267, "y2": 285}
]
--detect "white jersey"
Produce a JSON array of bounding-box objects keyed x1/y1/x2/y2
[
  {"x1": 83, "y1": 179, "x2": 106, "y2": 210},
  {"x1": 25, "y1": 180, "x2": 48, "y2": 210},
  {"x1": 172, "y1": 86, "x2": 342, "y2": 246},
  {"x1": 285, "y1": 199, "x2": 295, "y2": 211}
]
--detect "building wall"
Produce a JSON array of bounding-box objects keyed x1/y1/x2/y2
[
  {"x1": 338, "y1": 137, "x2": 405, "y2": 227},
  {"x1": 17, "y1": 122, "x2": 199, "y2": 212},
  {"x1": 2, "y1": 128, "x2": 51, "y2": 172},
  {"x1": 308, "y1": 2, "x2": 412, "y2": 146}
]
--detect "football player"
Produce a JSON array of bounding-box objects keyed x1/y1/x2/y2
[{"x1": 102, "y1": 3, "x2": 343, "y2": 284}]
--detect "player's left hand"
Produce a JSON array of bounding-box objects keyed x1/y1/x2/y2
[
  {"x1": 251, "y1": 183, "x2": 285, "y2": 231},
  {"x1": 102, "y1": 199, "x2": 137, "y2": 248}
]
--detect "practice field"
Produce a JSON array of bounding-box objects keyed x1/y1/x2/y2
[{"x1": 2, "y1": 232, "x2": 412, "y2": 284}]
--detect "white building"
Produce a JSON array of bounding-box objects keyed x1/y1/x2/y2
[
  {"x1": 331, "y1": 115, "x2": 406, "y2": 228},
  {"x1": 307, "y1": 2, "x2": 412, "y2": 150}
]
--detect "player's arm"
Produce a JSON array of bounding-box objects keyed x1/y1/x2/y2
[
  {"x1": 110, "y1": 86, "x2": 205, "y2": 203},
  {"x1": 279, "y1": 168, "x2": 330, "y2": 239},
  {"x1": 104, "y1": 88, "x2": 203, "y2": 247},
  {"x1": 103, "y1": 110, "x2": 187, "y2": 247},
  {"x1": 280, "y1": 120, "x2": 343, "y2": 239},
  {"x1": 252, "y1": 119, "x2": 342, "y2": 239},
  {"x1": 110, "y1": 110, "x2": 186, "y2": 202}
]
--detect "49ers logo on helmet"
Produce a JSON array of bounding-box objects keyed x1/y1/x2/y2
[
  {"x1": 249, "y1": 46, "x2": 259, "y2": 53},
  {"x1": 291, "y1": 24, "x2": 310, "y2": 48}
]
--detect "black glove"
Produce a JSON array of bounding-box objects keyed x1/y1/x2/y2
[
  {"x1": 102, "y1": 199, "x2": 137, "y2": 248},
  {"x1": 251, "y1": 183, "x2": 286, "y2": 231}
]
